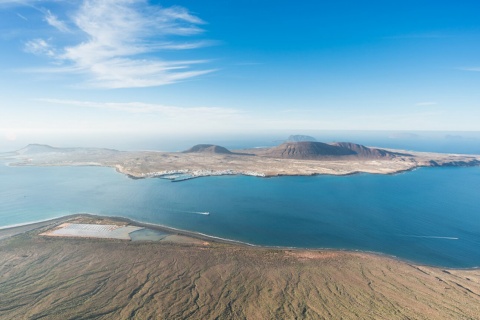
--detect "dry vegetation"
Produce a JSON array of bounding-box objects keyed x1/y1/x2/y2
[
  {"x1": 1, "y1": 220, "x2": 480, "y2": 320},
  {"x1": 6, "y1": 145, "x2": 480, "y2": 179}
]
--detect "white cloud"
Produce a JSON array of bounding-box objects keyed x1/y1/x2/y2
[
  {"x1": 36, "y1": 98, "x2": 240, "y2": 118},
  {"x1": 23, "y1": 0, "x2": 215, "y2": 88},
  {"x1": 459, "y1": 67, "x2": 480, "y2": 72},
  {"x1": 24, "y1": 38, "x2": 56, "y2": 56},
  {"x1": 415, "y1": 101, "x2": 437, "y2": 106},
  {"x1": 44, "y1": 10, "x2": 70, "y2": 32}
]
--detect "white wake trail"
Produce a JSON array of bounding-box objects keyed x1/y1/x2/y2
[
  {"x1": 161, "y1": 207, "x2": 210, "y2": 216},
  {"x1": 399, "y1": 235, "x2": 458, "y2": 240}
]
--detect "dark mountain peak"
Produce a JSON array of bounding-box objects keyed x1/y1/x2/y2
[
  {"x1": 183, "y1": 144, "x2": 233, "y2": 154},
  {"x1": 264, "y1": 141, "x2": 355, "y2": 159},
  {"x1": 330, "y1": 142, "x2": 410, "y2": 158}
]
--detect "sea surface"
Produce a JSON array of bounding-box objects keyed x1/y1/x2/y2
[{"x1": 1, "y1": 160, "x2": 479, "y2": 268}]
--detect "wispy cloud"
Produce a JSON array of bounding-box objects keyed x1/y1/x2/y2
[
  {"x1": 24, "y1": 38, "x2": 56, "y2": 57},
  {"x1": 22, "y1": 0, "x2": 215, "y2": 88},
  {"x1": 459, "y1": 67, "x2": 480, "y2": 72},
  {"x1": 36, "y1": 98, "x2": 240, "y2": 119},
  {"x1": 0, "y1": 0, "x2": 29, "y2": 5},
  {"x1": 16, "y1": 12, "x2": 28, "y2": 20},
  {"x1": 0, "y1": 0, "x2": 60, "y2": 7},
  {"x1": 415, "y1": 101, "x2": 437, "y2": 106},
  {"x1": 44, "y1": 9, "x2": 70, "y2": 32}
]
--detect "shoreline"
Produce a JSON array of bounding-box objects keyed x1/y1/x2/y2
[
  {"x1": 4, "y1": 142, "x2": 480, "y2": 182},
  {"x1": 4, "y1": 161, "x2": 468, "y2": 182},
  {"x1": 1, "y1": 212, "x2": 478, "y2": 271}
]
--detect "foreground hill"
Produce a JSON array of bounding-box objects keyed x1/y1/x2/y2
[{"x1": 0, "y1": 216, "x2": 479, "y2": 319}]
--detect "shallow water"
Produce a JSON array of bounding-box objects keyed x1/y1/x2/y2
[
  {"x1": 129, "y1": 228, "x2": 168, "y2": 241},
  {"x1": 1, "y1": 162, "x2": 479, "y2": 268}
]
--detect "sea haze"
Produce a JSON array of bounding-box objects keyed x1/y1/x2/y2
[
  {"x1": 2, "y1": 131, "x2": 480, "y2": 154},
  {"x1": 1, "y1": 159, "x2": 479, "y2": 268}
]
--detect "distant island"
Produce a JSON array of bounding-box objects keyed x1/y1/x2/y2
[
  {"x1": 3, "y1": 139, "x2": 480, "y2": 181},
  {"x1": 2, "y1": 140, "x2": 480, "y2": 318},
  {"x1": 285, "y1": 134, "x2": 317, "y2": 142}
]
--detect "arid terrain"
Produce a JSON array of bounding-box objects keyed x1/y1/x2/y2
[
  {"x1": 3, "y1": 141, "x2": 480, "y2": 181},
  {"x1": 0, "y1": 215, "x2": 479, "y2": 319}
]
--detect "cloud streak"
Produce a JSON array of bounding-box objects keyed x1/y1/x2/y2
[
  {"x1": 24, "y1": 38, "x2": 56, "y2": 57},
  {"x1": 459, "y1": 67, "x2": 480, "y2": 72},
  {"x1": 415, "y1": 101, "x2": 437, "y2": 106},
  {"x1": 36, "y1": 98, "x2": 240, "y2": 119},
  {"x1": 23, "y1": 0, "x2": 215, "y2": 88},
  {"x1": 44, "y1": 9, "x2": 70, "y2": 32}
]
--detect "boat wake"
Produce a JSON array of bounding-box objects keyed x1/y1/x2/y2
[
  {"x1": 161, "y1": 208, "x2": 210, "y2": 216},
  {"x1": 191, "y1": 211, "x2": 210, "y2": 215},
  {"x1": 398, "y1": 235, "x2": 458, "y2": 240}
]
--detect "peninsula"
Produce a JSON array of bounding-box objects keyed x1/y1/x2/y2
[
  {"x1": 4, "y1": 140, "x2": 480, "y2": 181},
  {"x1": 1, "y1": 214, "x2": 479, "y2": 319}
]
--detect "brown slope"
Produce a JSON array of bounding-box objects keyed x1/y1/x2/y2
[
  {"x1": 330, "y1": 142, "x2": 411, "y2": 158},
  {"x1": 183, "y1": 144, "x2": 233, "y2": 154},
  {"x1": 1, "y1": 223, "x2": 480, "y2": 320},
  {"x1": 263, "y1": 141, "x2": 356, "y2": 159}
]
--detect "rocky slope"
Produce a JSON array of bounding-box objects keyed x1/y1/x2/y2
[
  {"x1": 183, "y1": 144, "x2": 233, "y2": 154},
  {"x1": 330, "y1": 142, "x2": 410, "y2": 158},
  {"x1": 1, "y1": 218, "x2": 479, "y2": 320},
  {"x1": 263, "y1": 141, "x2": 357, "y2": 159}
]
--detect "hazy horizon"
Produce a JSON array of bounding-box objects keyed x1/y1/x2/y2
[
  {"x1": 1, "y1": 0, "x2": 480, "y2": 144},
  {"x1": 2, "y1": 130, "x2": 480, "y2": 155}
]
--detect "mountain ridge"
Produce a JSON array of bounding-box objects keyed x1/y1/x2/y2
[{"x1": 183, "y1": 144, "x2": 233, "y2": 154}]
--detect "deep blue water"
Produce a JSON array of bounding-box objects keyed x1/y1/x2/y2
[{"x1": 1, "y1": 162, "x2": 479, "y2": 268}]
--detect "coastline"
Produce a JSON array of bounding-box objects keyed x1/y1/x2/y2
[
  {"x1": 2, "y1": 213, "x2": 480, "y2": 319},
  {"x1": 1, "y1": 212, "x2": 478, "y2": 270},
  {"x1": 6, "y1": 160, "x2": 473, "y2": 183},
  {"x1": 7, "y1": 154, "x2": 480, "y2": 182},
  {"x1": 4, "y1": 143, "x2": 480, "y2": 182}
]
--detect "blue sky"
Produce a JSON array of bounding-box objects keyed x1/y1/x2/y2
[{"x1": 1, "y1": 0, "x2": 480, "y2": 144}]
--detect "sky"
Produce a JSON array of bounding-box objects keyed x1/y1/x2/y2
[{"x1": 1, "y1": 0, "x2": 480, "y2": 146}]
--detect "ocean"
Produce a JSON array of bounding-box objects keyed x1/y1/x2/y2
[{"x1": 1, "y1": 160, "x2": 479, "y2": 268}]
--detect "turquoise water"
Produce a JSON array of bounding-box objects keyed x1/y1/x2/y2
[{"x1": 1, "y1": 162, "x2": 479, "y2": 268}]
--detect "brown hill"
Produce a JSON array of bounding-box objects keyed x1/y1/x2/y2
[
  {"x1": 1, "y1": 217, "x2": 480, "y2": 320},
  {"x1": 264, "y1": 141, "x2": 356, "y2": 159},
  {"x1": 183, "y1": 144, "x2": 233, "y2": 154},
  {"x1": 330, "y1": 142, "x2": 408, "y2": 158}
]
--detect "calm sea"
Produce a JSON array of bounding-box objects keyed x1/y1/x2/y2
[{"x1": 1, "y1": 160, "x2": 479, "y2": 268}]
